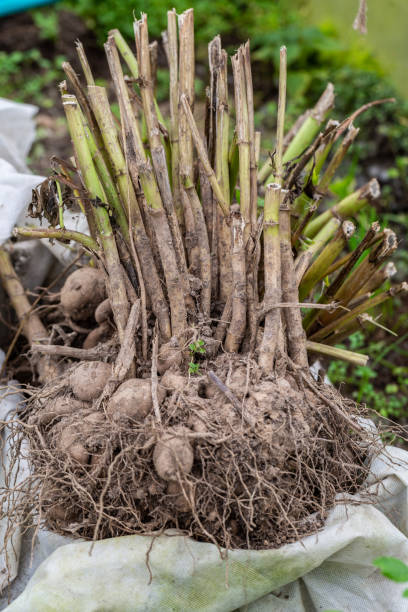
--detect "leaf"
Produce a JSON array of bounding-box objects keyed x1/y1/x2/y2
[
  {"x1": 373, "y1": 557, "x2": 408, "y2": 583},
  {"x1": 403, "y1": 588, "x2": 408, "y2": 597}
]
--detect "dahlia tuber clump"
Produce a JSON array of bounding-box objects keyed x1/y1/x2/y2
[{"x1": 0, "y1": 9, "x2": 405, "y2": 551}]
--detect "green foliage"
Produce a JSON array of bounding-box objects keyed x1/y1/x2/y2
[
  {"x1": 189, "y1": 339, "x2": 206, "y2": 356},
  {"x1": 34, "y1": 0, "x2": 408, "y2": 175},
  {"x1": 373, "y1": 557, "x2": 408, "y2": 596},
  {"x1": 328, "y1": 330, "x2": 408, "y2": 419},
  {"x1": 188, "y1": 339, "x2": 206, "y2": 375},
  {"x1": 0, "y1": 49, "x2": 65, "y2": 107},
  {"x1": 324, "y1": 557, "x2": 408, "y2": 610},
  {"x1": 188, "y1": 361, "x2": 200, "y2": 375},
  {"x1": 31, "y1": 8, "x2": 59, "y2": 41},
  {"x1": 374, "y1": 557, "x2": 408, "y2": 583}
]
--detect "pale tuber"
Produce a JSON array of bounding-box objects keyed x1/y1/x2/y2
[
  {"x1": 106, "y1": 378, "x2": 165, "y2": 421},
  {"x1": 60, "y1": 267, "x2": 106, "y2": 321},
  {"x1": 70, "y1": 361, "x2": 112, "y2": 401},
  {"x1": 153, "y1": 427, "x2": 194, "y2": 481}
]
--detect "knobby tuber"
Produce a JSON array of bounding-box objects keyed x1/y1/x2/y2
[
  {"x1": 153, "y1": 427, "x2": 195, "y2": 481},
  {"x1": 106, "y1": 378, "x2": 166, "y2": 421},
  {"x1": 60, "y1": 267, "x2": 106, "y2": 321},
  {"x1": 70, "y1": 361, "x2": 113, "y2": 401}
]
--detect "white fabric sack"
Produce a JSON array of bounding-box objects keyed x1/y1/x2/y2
[
  {"x1": 0, "y1": 158, "x2": 44, "y2": 246},
  {"x1": 0, "y1": 99, "x2": 43, "y2": 246},
  {"x1": 0, "y1": 99, "x2": 37, "y2": 174},
  {"x1": 3, "y1": 444, "x2": 408, "y2": 612},
  {"x1": 0, "y1": 99, "x2": 89, "y2": 264}
]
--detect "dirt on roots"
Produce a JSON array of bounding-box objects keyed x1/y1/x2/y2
[{"x1": 2, "y1": 353, "x2": 379, "y2": 552}]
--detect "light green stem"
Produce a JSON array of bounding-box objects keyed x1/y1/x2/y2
[
  {"x1": 15, "y1": 227, "x2": 98, "y2": 251},
  {"x1": 304, "y1": 179, "x2": 379, "y2": 239},
  {"x1": 299, "y1": 221, "x2": 355, "y2": 301},
  {"x1": 306, "y1": 340, "x2": 368, "y2": 366}
]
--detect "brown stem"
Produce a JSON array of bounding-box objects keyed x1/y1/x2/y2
[
  {"x1": 291, "y1": 201, "x2": 318, "y2": 247},
  {"x1": 318, "y1": 124, "x2": 359, "y2": 193},
  {"x1": 0, "y1": 248, "x2": 51, "y2": 381},
  {"x1": 231, "y1": 48, "x2": 251, "y2": 242},
  {"x1": 259, "y1": 184, "x2": 281, "y2": 371},
  {"x1": 215, "y1": 293, "x2": 232, "y2": 343},
  {"x1": 30, "y1": 344, "x2": 109, "y2": 360},
  {"x1": 319, "y1": 228, "x2": 397, "y2": 328},
  {"x1": 0, "y1": 248, "x2": 47, "y2": 346},
  {"x1": 285, "y1": 122, "x2": 338, "y2": 190},
  {"x1": 357, "y1": 261, "x2": 397, "y2": 296},
  {"x1": 243, "y1": 41, "x2": 257, "y2": 233},
  {"x1": 225, "y1": 205, "x2": 247, "y2": 352},
  {"x1": 180, "y1": 94, "x2": 229, "y2": 216},
  {"x1": 105, "y1": 36, "x2": 177, "y2": 340},
  {"x1": 134, "y1": 14, "x2": 189, "y2": 298},
  {"x1": 214, "y1": 47, "x2": 232, "y2": 304},
  {"x1": 310, "y1": 282, "x2": 408, "y2": 342},
  {"x1": 183, "y1": 179, "x2": 211, "y2": 318},
  {"x1": 280, "y1": 194, "x2": 308, "y2": 368}
]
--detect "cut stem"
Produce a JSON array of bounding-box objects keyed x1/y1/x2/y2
[
  {"x1": 259, "y1": 183, "x2": 281, "y2": 370},
  {"x1": 295, "y1": 217, "x2": 341, "y2": 285},
  {"x1": 231, "y1": 47, "x2": 251, "y2": 241},
  {"x1": 280, "y1": 192, "x2": 308, "y2": 368},
  {"x1": 304, "y1": 178, "x2": 380, "y2": 238},
  {"x1": 180, "y1": 94, "x2": 229, "y2": 216},
  {"x1": 310, "y1": 282, "x2": 407, "y2": 342},
  {"x1": 87, "y1": 84, "x2": 171, "y2": 341},
  {"x1": 14, "y1": 226, "x2": 98, "y2": 252},
  {"x1": 225, "y1": 205, "x2": 247, "y2": 352},
  {"x1": 299, "y1": 220, "x2": 355, "y2": 301},
  {"x1": 306, "y1": 341, "x2": 368, "y2": 366}
]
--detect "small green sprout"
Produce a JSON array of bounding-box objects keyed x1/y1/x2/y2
[
  {"x1": 188, "y1": 339, "x2": 206, "y2": 375},
  {"x1": 189, "y1": 339, "x2": 206, "y2": 355},
  {"x1": 188, "y1": 361, "x2": 200, "y2": 375}
]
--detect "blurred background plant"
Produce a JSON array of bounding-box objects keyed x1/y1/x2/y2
[{"x1": 0, "y1": 0, "x2": 407, "y2": 421}]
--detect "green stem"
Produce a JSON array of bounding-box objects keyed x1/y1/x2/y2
[
  {"x1": 259, "y1": 83, "x2": 335, "y2": 184},
  {"x1": 62, "y1": 93, "x2": 130, "y2": 343},
  {"x1": 76, "y1": 41, "x2": 96, "y2": 86},
  {"x1": 109, "y1": 27, "x2": 165, "y2": 126},
  {"x1": 15, "y1": 226, "x2": 98, "y2": 251},
  {"x1": 309, "y1": 283, "x2": 407, "y2": 342},
  {"x1": 304, "y1": 178, "x2": 380, "y2": 239},
  {"x1": 299, "y1": 220, "x2": 355, "y2": 301},
  {"x1": 295, "y1": 217, "x2": 341, "y2": 285},
  {"x1": 306, "y1": 340, "x2": 368, "y2": 366},
  {"x1": 228, "y1": 131, "x2": 239, "y2": 202}
]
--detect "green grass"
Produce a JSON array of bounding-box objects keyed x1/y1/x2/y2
[
  {"x1": 328, "y1": 329, "x2": 408, "y2": 420},
  {"x1": 0, "y1": 49, "x2": 65, "y2": 107}
]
